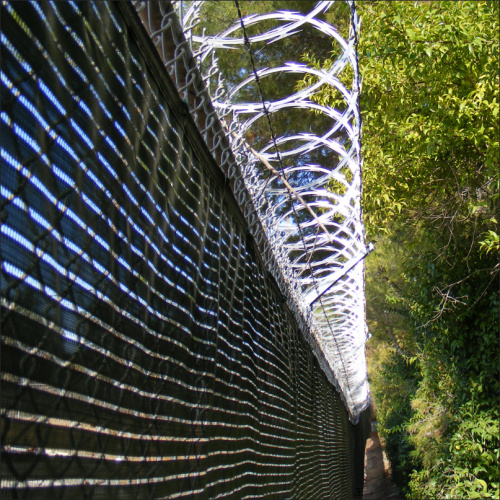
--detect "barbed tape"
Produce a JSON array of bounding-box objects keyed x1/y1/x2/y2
[{"x1": 135, "y1": 0, "x2": 370, "y2": 422}]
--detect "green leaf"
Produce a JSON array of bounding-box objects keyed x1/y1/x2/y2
[{"x1": 477, "y1": 479, "x2": 488, "y2": 491}]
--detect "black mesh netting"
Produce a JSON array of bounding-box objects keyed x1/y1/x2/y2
[{"x1": 0, "y1": 2, "x2": 370, "y2": 498}]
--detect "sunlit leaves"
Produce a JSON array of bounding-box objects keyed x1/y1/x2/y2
[
  {"x1": 352, "y1": 0, "x2": 500, "y2": 240},
  {"x1": 347, "y1": 2, "x2": 500, "y2": 497}
]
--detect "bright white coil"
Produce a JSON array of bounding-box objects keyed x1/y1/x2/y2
[{"x1": 173, "y1": 0, "x2": 370, "y2": 422}]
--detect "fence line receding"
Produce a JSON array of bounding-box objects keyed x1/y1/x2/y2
[
  {"x1": 135, "y1": 0, "x2": 370, "y2": 421},
  {"x1": 1, "y1": 1, "x2": 370, "y2": 498}
]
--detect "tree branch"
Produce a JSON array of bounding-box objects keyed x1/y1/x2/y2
[{"x1": 385, "y1": 324, "x2": 407, "y2": 357}]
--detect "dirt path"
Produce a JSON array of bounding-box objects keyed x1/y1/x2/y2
[{"x1": 363, "y1": 414, "x2": 403, "y2": 499}]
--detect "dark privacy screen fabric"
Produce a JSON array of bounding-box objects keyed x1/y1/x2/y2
[{"x1": 0, "y1": 1, "x2": 369, "y2": 498}]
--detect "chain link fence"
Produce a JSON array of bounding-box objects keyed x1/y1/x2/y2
[{"x1": 1, "y1": 1, "x2": 370, "y2": 498}]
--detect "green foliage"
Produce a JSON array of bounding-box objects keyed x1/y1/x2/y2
[
  {"x1": 301, "y1": 1, "x2": 500, "y2": 497},
  {"x1": 407, "y1": 403, "x2": 499, "y2": 499},
  {"x1": 381, "y1": 234, "x2": 499, "y2": 496},
  {"x1": 479, "y1": 228, "x2": 500, "y2": 255},
  {"x1": 369, "y1": 348, "x2": 421, "y2": 490},
  {"x1": 357, "y1": 0, "x2": 499, "y2": 241}
]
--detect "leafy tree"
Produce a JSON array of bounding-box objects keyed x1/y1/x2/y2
[
  {"x1": 359, "y1": 1, "x2": 499, "y2": 249},
  {"x1": 300, "y1": 1, "x2": 499, "y2": 497},
  {"x1": 359, "y1": 2, "x2": 499, "y2": 498}
]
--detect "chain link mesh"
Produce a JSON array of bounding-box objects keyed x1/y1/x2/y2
[{"x1": 1, "y1": 1, "x2": 370, "y2": 498}]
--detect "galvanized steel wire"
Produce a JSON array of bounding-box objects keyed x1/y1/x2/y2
[
  {"x1": 155, "y1": 0, "x2": 371, "y2": 419},
  {"x1": 0, "y1": 1, "x2": 370, "y2": 498}
]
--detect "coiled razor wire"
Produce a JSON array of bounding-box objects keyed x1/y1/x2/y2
[{"x1": 135, "y1": 0, "x2": 371, "y2": 420}]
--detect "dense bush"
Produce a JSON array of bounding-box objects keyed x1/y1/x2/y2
[
  {"x1": 358, "y1": 2, "x2": 499, "y2": 498},
  {"x1": 298, "y1": 1, "x2": 498, "y2": 496},
  {"x1": 367, "y1": 238, "x2": 499, "y2": 498}
]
